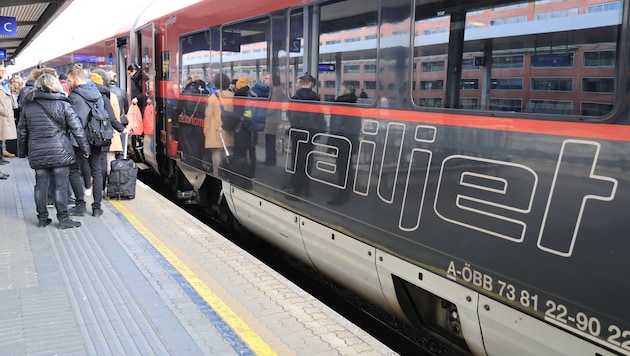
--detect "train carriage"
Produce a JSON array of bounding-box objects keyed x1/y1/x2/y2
[{"x1": 21, "y1": 0, "x2": 630, "y2": 354}]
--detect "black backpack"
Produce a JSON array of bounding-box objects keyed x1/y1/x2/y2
[{"x1": 79, "y1": 93, "x2": 113, "y2": 147}]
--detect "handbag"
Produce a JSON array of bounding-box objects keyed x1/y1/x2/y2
[
  {"x1": 126, "y1": 102, "x2": 143, "y2": 135},
  {"x1": 143, "y1": 102, "x2": 155, "y2": 135}
]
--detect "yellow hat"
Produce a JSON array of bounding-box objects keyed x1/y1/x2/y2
[
  {"x1": 90, "y1": 72, "x2": 103, "y2": 85},
  {"x1": 235, "y1": 77, "x2": 249, "y2": 90}
]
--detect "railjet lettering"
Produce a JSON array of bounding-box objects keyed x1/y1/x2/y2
[{"x1": 285, "y1": 124, "x2": 618, "y2": 258}]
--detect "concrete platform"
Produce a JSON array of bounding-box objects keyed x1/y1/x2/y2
[{"x1": 0, "y1": 156, "x2": 396, "y2": 355}]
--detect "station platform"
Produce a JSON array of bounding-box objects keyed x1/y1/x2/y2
[{"x1": 0, "y1": 157, "x2": 396, "y2": 355}]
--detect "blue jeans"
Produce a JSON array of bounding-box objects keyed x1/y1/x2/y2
[{"x1": 35, "y1": 166, "x2": 70, "y2": 222}]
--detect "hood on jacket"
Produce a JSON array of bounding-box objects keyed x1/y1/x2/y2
[
  {"x1": 72, "y1": 84, "x2": 102, "y2": 103},
  {"x1": 69, "y1": 84, "x2": 102, "y2": 127},
  {"x1": 251, "y1": 82, "x2": 270, "y2": 98},
  {"x1": 94, "y1": 83, "x2": 111, "y2": 98}
]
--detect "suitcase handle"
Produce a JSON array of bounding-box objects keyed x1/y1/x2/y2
[
  {"x1": 122, "y1": 133, "x2": 129, "y2": 160},
  {"x1": 219, "y1": 130, "x2": 230, "y2": 157}
]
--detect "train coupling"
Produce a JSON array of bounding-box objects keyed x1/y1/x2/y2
[{"x1": 176, "y1": 190, "x2": 199, "y2": 204}]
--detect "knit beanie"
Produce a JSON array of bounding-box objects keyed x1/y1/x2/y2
[
  {"x1": 235, "y1": 77, "x2": 248, "y2": 90},
  {"x1": 90, "y1": 73, "x2": 104, "y2": 85}
]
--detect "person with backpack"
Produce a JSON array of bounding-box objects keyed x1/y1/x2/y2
[
  {"x1": 66, "y1": 68, "x2": 127, "y2": 217},
  {"x1": 90, "y1": 70, "x2": 129, "y2": 192}
]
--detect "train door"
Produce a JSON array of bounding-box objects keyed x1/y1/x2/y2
[
  {"x1": 116, "y1": 37, "x2": 128, "y2": 93},
  {"x1": 134, "y1": 23, "x2": 158, "y2": 172}
]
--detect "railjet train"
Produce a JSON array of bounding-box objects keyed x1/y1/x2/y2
[{"x1": 26, "y1": 0, "x2": 630, "y2": 354}]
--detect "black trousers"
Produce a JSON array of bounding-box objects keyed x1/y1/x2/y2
[{"x1": 35, "y1": 166, "x2": 70, "y2": 222}]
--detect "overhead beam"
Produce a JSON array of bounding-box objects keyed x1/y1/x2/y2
[
  {"x1": 0, "y1": 38, "x2": 26, "y2": 43},
  {"x1": 0, "y1": 0, "x2": 59, "y2": 6},
  {"x1": 17, "y1": 21, "x2": 40, "y2": 26}
]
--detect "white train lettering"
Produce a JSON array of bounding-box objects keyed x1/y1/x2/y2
[
  {"x1": 287, "y1": 124, "x2": 617, "y2": 257},
  {"x1": 537, "y1": 140, "x2": 618, "y2": 257},
  {"x1": 377, "y1": 123, "x2": 405, "y2": 204},
  {"x1": 434, "y1": 156, "x2": 538, "y2": 243}
]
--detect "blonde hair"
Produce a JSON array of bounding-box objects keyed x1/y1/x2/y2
[
  {"x1": 35, "y1": 73, "x2": 63, "y2": 93},
  {"x1": 40, "y1": 67, "x2": 58, "y2": 78},
  {"x1": 67, "y1": 68, "x2": 86, "y2": 82},
  {"x1": 339, "y1": 83, "x2": 356, "y2": 97},
  {"x1": 28, "y1": 68, "x2": 42, "y2": 81}
]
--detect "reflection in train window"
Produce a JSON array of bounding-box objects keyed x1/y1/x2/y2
[
  {"x1": 289, "y1": 0, "x2": 377, "y2": 103},
  {"x1": 179, "y1": 30, "x2": 215, "y2": 94},
  {"x1": 220, "y1": 16, "x2": 271, "y2": 97},
  {"x1": 413, "y1": 0, "x2": 623, "y2": 118}
]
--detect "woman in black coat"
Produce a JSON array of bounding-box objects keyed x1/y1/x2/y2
[
  {"x1": 17, "y1": 74, "x2": 91, "y2": 229},
  {"x1": 127, "y1": 64, "x2": 144, "y2": 108}
]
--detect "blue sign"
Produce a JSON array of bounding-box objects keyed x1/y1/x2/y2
[
  {"x1": 182, "y1": 31, "x2": 209, "y2": 53},
  {"x1": 531, "y1": 53, "x2": 573, "y2": 67},
  {"x1": 73, "y1": 54, "x2": 97, "y2": 63},
  {"x1": 221, "y1": 32, "x2": 241, "y2": 52},
  {"x1": 209, "y1": 30, "x2": 241, "y2": 52},
  {"x1": 0, "y1": 16, "x2": 17, "y2": 36},
  {"x1": 0, "y1": 49, "x2": 5, "y2": 60},
  {"x1": 318, "y1": 63, "x2": 335, "y2": 72}
]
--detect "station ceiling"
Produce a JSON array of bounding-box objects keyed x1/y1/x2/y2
[{"x1": 0, "y1": 0, "x2": 71, "y2": 64}]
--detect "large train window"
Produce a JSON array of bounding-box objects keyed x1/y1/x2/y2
[
  {"x1": 220, "y1": 16, "x2": 271, "y2": 97},
  {"x1": 412, "y1": 0, "x2": 623, "y2": 119},
  {"x1": 179, "y1": 30, "x2": 216, "y2": 95},
  {"x1": 289, "y1": 0, "x2": 378, "y2": 103}
]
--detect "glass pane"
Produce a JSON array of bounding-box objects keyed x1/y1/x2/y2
[
  {"x1": 317, "y1": 0, "x2": 377, "y2": 104},
  {"x1": 179, "y1": 30, "x2": 215, "y2": 94},
  {"x1": 413, "y1": 0, "x2": 623, "y2": 118},
  {"x1": 220, "y1": 17, "x2": 271, "y2": 95}
]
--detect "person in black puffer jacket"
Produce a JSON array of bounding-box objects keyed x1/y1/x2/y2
[{"x1": 17, "y1": 74, "x2": 91, "y2": 229}]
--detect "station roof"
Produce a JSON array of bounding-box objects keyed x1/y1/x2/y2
[{"x1": 0, "y1": 0, "x2": 71, "y2": 64}]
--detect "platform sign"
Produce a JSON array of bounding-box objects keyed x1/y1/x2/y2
[
  {"x1": 531, "y1": 53, "x2": 573, "y2": 67},
  {"x1": 474, "y1": 56, "x2": 485, "y2": 66},
  {"x1": 0, "y1": 17, "x2": 17, "y2": 36},
  {"x1": 0, "y1": 49, "x2": 6, "y2": 60},
  {"x1": 209, "y1": 30, "x2": 241, "y2": 52},
  {"x1": 318, "y1": 63, "x2": 335, "y2": 72},
  {"x1": 182, "y1": 31, "x2": 209, "y2": 53}
]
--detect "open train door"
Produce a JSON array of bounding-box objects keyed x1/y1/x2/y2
[{"x1": 131, "y1": 22, "x2": 158, "y2": 172}]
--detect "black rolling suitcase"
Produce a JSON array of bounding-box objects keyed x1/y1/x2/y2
[{"x1": 107, "y1": 134, "x2": 138, "y2": 199}]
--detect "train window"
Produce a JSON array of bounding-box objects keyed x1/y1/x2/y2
[
  {"x1": 220, "y1": 16, "x2": 271, "y2": 98},
  {"x1": 413, "y1": 0, "x2": 623, "y2": 118},
  {"x1": 179, "y1": 30, "x2": 215, "y2": 95},
  {"x1": 289, "y1": 0, "x2": 378, "y2": 104}
]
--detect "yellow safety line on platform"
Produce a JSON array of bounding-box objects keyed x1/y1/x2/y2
[{"x1": 110, "y1": 200, "x2": 277, "y2": 356}]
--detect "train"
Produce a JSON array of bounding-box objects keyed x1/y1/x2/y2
[{"x1": 16, "y1": 0, "x2": 630, "y2": 354}]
